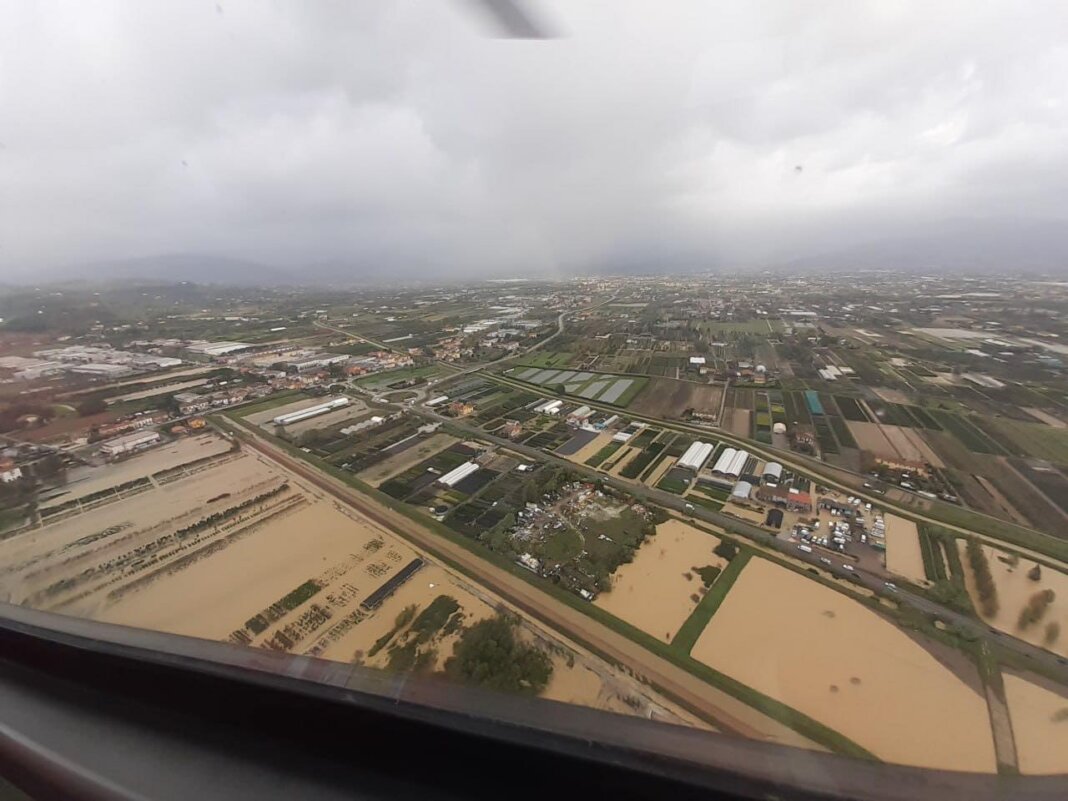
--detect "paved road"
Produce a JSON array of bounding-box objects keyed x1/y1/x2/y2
[{"x1": 412, "y1": 407, "x2": 1068, "y2": 687}]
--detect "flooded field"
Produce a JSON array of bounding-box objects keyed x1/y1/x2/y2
[
  {"x1": 691, "y1": 557, "x2": 997, "y2": 771},
  {"x1": 1003, "y1": 672, "x2": 1068, "y2": 774},
  {"x1": 43, "y1": 434, "x2": 233, "y2": 507},
  {"x1": 595, "y1": 520, "x2": 725, "y2": 642},
  {"x1": 957, "y1": 541, "x2": 1068, "y2": 658},
  {"x1": 883, "y1": 515, "x2": 925, "y2": 583},
  {"x1": 0, "y1": 433, "x2": 699, "y2": 725}
]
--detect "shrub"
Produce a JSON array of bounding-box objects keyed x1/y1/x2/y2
[
  {"x1": 1045, "y1": 621, "x2": 1061, "y2": 646},
  {"x1": 695, "y1": 565, "x2": 722, "y2": 587},
  {"x1": 713, "y1": 540, "x2": 738, "y2": 562},
  {"x1": 445, "y1": 615, "x2": 552, "y2": 696},
  {"x1": 966, "y1": 539, "x2": 999, "y2": 618}
]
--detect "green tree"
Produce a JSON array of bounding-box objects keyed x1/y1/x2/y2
[
  {"x1": 77, "y1": 397, "x2": 107, "y2": 416},
  {"x1": 445, "y1": 616, "x2": 552, "y2": 696},
  {"x1": 714, "y1": 540, "x2": 739, "y2": 562}
]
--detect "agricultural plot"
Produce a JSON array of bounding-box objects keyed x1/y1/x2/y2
[
  {"x1": 595, "y1": 520, "x2": 725, "y2": 642},
  {"x1": 627, "y1": 378, "x2": 723, "y2": 420},
  {"x1": 930, "y1": 411, "x2": 1006, "y2": 455},
  {"x1": 379, "y1": 443, "x2": 480, "y2": 502},
  {"x1": 1002, "y1": 673, "x2": 1068, "y2": 774},
  {"x1": 976, "y1": 419, "x2": 1068, "y2": 464},
  {"x1": 618, "y1": 441, "x2": 667, "y2": 479},
  {"x1": 691, "y1": 557, "x2": 997, "y2": 771},
  {"x1": 354, "y1": 364, "x2": 447, "y2": 392},
  {"x1": 834, "y1": 395, "x2": 870, "y2": 422},
  {"x1": 357, "y1": 433, "x2": 459, "y2": 487},
  {"x1": 1008, "y1": 459, "x2": 1068, "y2": 516},
  {"x1": 554, "y1": 429, "x2": 599, "y2": 457}
]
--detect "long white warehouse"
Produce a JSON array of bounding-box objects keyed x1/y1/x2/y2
[
  {"x1": 726, "y1": 449, "x2": 750, "y2": 477},
  {"x1": 677, "y1": 441, "x2": 714, "y2": 472},
  {"x1": 438, "y1": 461, "x2": 479, "y2": 487},
  {"x1": 273, "y1": 397, "x2": 350, "y2": 426},
  {"x1": 534, "y1": 399, "x2": 563, "y2": 414},
  {"x1": 712, "y1": 447, "x2": 737, "y2": 474}
]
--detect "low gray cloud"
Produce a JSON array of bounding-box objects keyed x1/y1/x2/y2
[{"x1": 2, "y1": 0, "x2": 1067, "y2": 282}]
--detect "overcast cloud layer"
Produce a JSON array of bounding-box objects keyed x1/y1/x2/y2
[{"x1": 2, "y1": 0, "x2": 1068, "y2": 282}]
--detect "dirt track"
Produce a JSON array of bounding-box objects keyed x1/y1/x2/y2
[{"x1": 231, "y1": 424, "x2": 821, "y2": 750}]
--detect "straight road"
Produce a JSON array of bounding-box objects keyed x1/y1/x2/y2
[{"x1": 222, "y1": 416, "x2": 824, "y2": 750}]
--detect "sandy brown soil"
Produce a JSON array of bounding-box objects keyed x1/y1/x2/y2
[
  {"x1": 1003, "y1": 672, "x2": 1068, "y2": 774},
  {"x1": 692, "y1": 557, "x2": 997, "y2": 771},
  {"x1": 957, "y1": 541, "x2": 1068, "y2": 658},
  {"x1": 1, "y1": 434, "x2": 720, "y2": 733},
  {"x1": 595, "y1": 520, "x2": 724, "y2": 642},
  {"x1": 883, "y1": 514, "x2": 926, "y2": 583}
]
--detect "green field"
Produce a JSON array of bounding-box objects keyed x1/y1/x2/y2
[
  {"x1": 355, "y1": 364, "x2": 447, "y2": 391},
  {"x1": 974, "y1": 418, "x2": 1068, "y2": 463}
]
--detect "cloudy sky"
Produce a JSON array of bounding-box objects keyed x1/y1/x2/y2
[{"x1": 2, "y1": 0, "x2": 1067, "y2": 281}]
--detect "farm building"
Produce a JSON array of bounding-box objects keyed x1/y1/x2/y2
[
  {"x1": 272, "y1": 397, "x2": 350, "y2": 426},
  {"x1": 712, "y1": 447, "x2": 749, "y2": 478},
  {"x1": 100, "y1": 430, "x2": 161, "y2": 459},
  {"x1": 437, "y1": 461, "x2": 480, "y2": 488},
  {"x1": 677, "y1": 441, "x2": 715, "y2": 472},
  {"x1": 731, "y1": 480, "x2": 754, "y2": 501},
  {"x1": 756, "y1": 485, "x2": 813, "y2": 512}
]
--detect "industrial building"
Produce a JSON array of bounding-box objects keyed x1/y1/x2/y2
[
  {"x1": 100, "y1": 430, "x2": 161, "y2": 459},
  {"x1": 677, "y1": 441, "x2": 714, "y2": 472},
  {"x1": 283, "y1": 353, "x2": 349, "y2": 373},
  {"x1": 67, "y1": 363, "x2": 133, "y2": 378},
  {"x1": 426, "y1": 395, "x2": 449, "y2": 407},
  {"x1": 437, "y1": 461, "x2": 479, "y2": 488},
  {"x1": 711, "y1": 447, "x2": 749, "y2": 478},
  {"x1": 756, "y1": 485, "x2": 813, "y2": 512},
  {"x1": 272, "y1": 397, "x2": 350, "y2": 427}
]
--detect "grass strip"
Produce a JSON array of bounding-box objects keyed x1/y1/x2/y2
[{"x1": 671, "y1": 551, "x2": 752, "y2": 654}]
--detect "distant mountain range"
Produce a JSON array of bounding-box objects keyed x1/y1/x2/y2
[{"x1": 8, "y1": 217, "x2": 1068, "y2": 288}]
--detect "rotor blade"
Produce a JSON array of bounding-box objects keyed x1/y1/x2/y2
[{"x1": 465, "y1": 0, "x2": 556, "y2": 39}]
